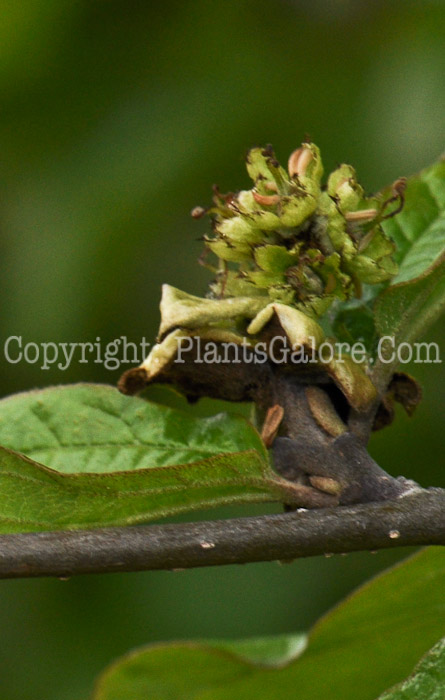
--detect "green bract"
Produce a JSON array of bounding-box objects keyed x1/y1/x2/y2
[
  {"x1": 202, "y1": 142, "x2": 398, "y2": 317},
  {"x1": 122, "y1": 284, "x2": 378, "y2": 412}
]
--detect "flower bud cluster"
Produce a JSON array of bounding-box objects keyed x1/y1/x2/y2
[{"x1": 197, "y1": 142, "x2": 398, "y2": 318}]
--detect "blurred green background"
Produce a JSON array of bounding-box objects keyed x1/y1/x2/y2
[{"x1": 1, "y1": 1, "x2": 445, "y2": 698}]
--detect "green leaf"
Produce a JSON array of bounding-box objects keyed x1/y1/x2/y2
[
  {"x1": 377, "y1": 637, "x2": 445, "y2": 700},
  {"x1": 374, "y1": 252, "x2": 445, "y2": 347},
  {"x1": 91, "y1": 548, "x2": 445, "y2": 700},
  {"x1": 0, "y1": 384, "x2": 267, "y2": 473},
  {"x1": 0, "y1": 384, "x2": 302, "y2": 533},
  {"x1": 91, "y1": 635, "x2": 307, "y2": 700},
  {"x1": 372, "y1": 160, "x2": 445, "y2": 386},
  {"x1": 0, "y1": 445, "x2": 275, "y2": 533}
]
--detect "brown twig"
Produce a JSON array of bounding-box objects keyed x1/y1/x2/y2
[{"x1": 0, "y1": 488, "x2": 443, "y2": 580}]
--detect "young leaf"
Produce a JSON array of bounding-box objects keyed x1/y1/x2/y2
[
  {"x1": 378, "y1": 637, "x2": 445, "y2": 700},
  {"x1": 0, "y1": 384, "x2": 316, "y2": 533},
  {"x1": 91, "y1": 547, "x2": 445, "y2": 700}
]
